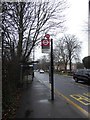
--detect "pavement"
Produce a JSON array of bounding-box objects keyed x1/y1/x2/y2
[{"x1": 15, "y1": 77, "x2": 87, "y2": 118}]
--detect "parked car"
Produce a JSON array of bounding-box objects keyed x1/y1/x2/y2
[
  {"x1": 73, "y1": 69, "x2": 90, "y2": 83},
  {"x1": 39, "y1": 69, "x2": 44, "y2": 73}
]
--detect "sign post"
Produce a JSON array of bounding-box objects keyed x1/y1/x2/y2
[
  {"x1": 50, "y1": 38, "x2": 54, "y2": 100},
  {"x1": 41, "y1": 34, "x2": 54, "y2": 101}
]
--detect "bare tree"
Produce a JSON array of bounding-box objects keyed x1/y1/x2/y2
[
  {"x1": 2, "y1": 1, "x2": 66, "y2": 62},
  {"x1": 2, "y1": 0, "x2": 67, "y2": 80},
  {"x1": 54, "y1": 39, "x2": 69, "y2": 71},
  {"x1": 63, "y1": 34, "x2": 81, "y2": 71},
  {"x1": 54, "y1": 34, "x2": 81, "y2": 72}
]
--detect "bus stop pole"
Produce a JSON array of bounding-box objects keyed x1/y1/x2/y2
[
  {"x1": 50, "y1": 38, "x2": 54, "y2": 100},
  {"x1": 20, "y1": 65, "x2": 23, "y2": 87},
  {"x1": 32, "y1": 47, "x2": 35, "y2": 81}
]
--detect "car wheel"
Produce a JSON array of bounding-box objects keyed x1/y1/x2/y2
[{"x1": 75, "y1": 78, "x2": 78, "y2": 82}]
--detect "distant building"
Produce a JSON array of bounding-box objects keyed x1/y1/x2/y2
[
  {"x1": 54, "y1": 63, "x2": 77, "y2": 71},
  {"x1": 67, "y1": 63, "x2": 77, "y2": 71}
]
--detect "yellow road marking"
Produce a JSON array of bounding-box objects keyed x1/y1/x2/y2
[
  {"x1": 83, "y1": 93, "x2": 90, "y2": 97},
  {"x1": 39, "y1": 80, "x2": 90, "y2": 118},
  {"x1": 55, "y1": 89, "x2": 90, "y2": 118},
  {"x1": 70, "y1": 94, "x2": 90, "y2": 105}
]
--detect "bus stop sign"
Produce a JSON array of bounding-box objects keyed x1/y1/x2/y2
[{"x1": 41, "y1": 39, "x2": 50, "y2": 53}]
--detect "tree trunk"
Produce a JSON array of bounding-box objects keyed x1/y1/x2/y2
[
  {"x1": 69, "y1": 59, "x2": 72, "y2": 72},
  {"x1": 64, "y1": 63, "x2": 67, "y2": 72}
]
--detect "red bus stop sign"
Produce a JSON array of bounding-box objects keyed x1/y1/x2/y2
[
  {"x1": 41, "y1": 34, "x2": 50, "y2": 53},
  {"x1": 41, "y1": 39, "x2": 50, "y2": 46},
  {"x1": 44, "y1": 34, "x2": 50, "y2": 39},
  {"x1": 41, "y1": 39, "x2": 50, "y2": 53}
]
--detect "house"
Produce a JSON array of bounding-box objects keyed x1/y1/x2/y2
[{"x1": 54, "y1": 63, "x2": 77, "y2": 72}]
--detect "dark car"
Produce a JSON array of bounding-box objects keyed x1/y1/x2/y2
[{"x1": 73, "y1": 69, "x2": 90, "y2": 83}]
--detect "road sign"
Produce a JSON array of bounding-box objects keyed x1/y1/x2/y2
[
  {"x1": 44, "y1": 34, "x2": 50, "y2": 39},
  {"x1": 41, "y1": 39, "x2": 50, "y2": 53},
  {"x1": 41, "y1": 39, "x2": 50, "y2": 46}
]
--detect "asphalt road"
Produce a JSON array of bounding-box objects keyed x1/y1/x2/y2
[{"x1": 35, "y1": 71, "x2": 90, "y2": 117}]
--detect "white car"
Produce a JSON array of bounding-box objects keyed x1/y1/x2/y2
[{"x1": 39, "y1": 69, "x2": 44, "y2": 73}]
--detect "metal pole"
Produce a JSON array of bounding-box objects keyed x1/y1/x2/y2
[
  {"x1": 20, "y1": 65, "x2": 23, "y2": 87},
  {"x1": 32, "y1": 47, "x2": 34, "y2": 80},
  {"x1": 50, "y1": 38, "x2": 54, "y2": 100}
]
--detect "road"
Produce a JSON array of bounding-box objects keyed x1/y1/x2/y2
[{"x1": 35, "y1": 71, "x2": 90, "y2": 117}]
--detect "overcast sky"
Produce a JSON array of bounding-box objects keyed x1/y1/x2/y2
[
  {"x1": 64, "y1": 0, "x2": 88, "y2": 60},
  {"x1": 34, "y1": 0, "x2": 88, "y2": 62}
]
